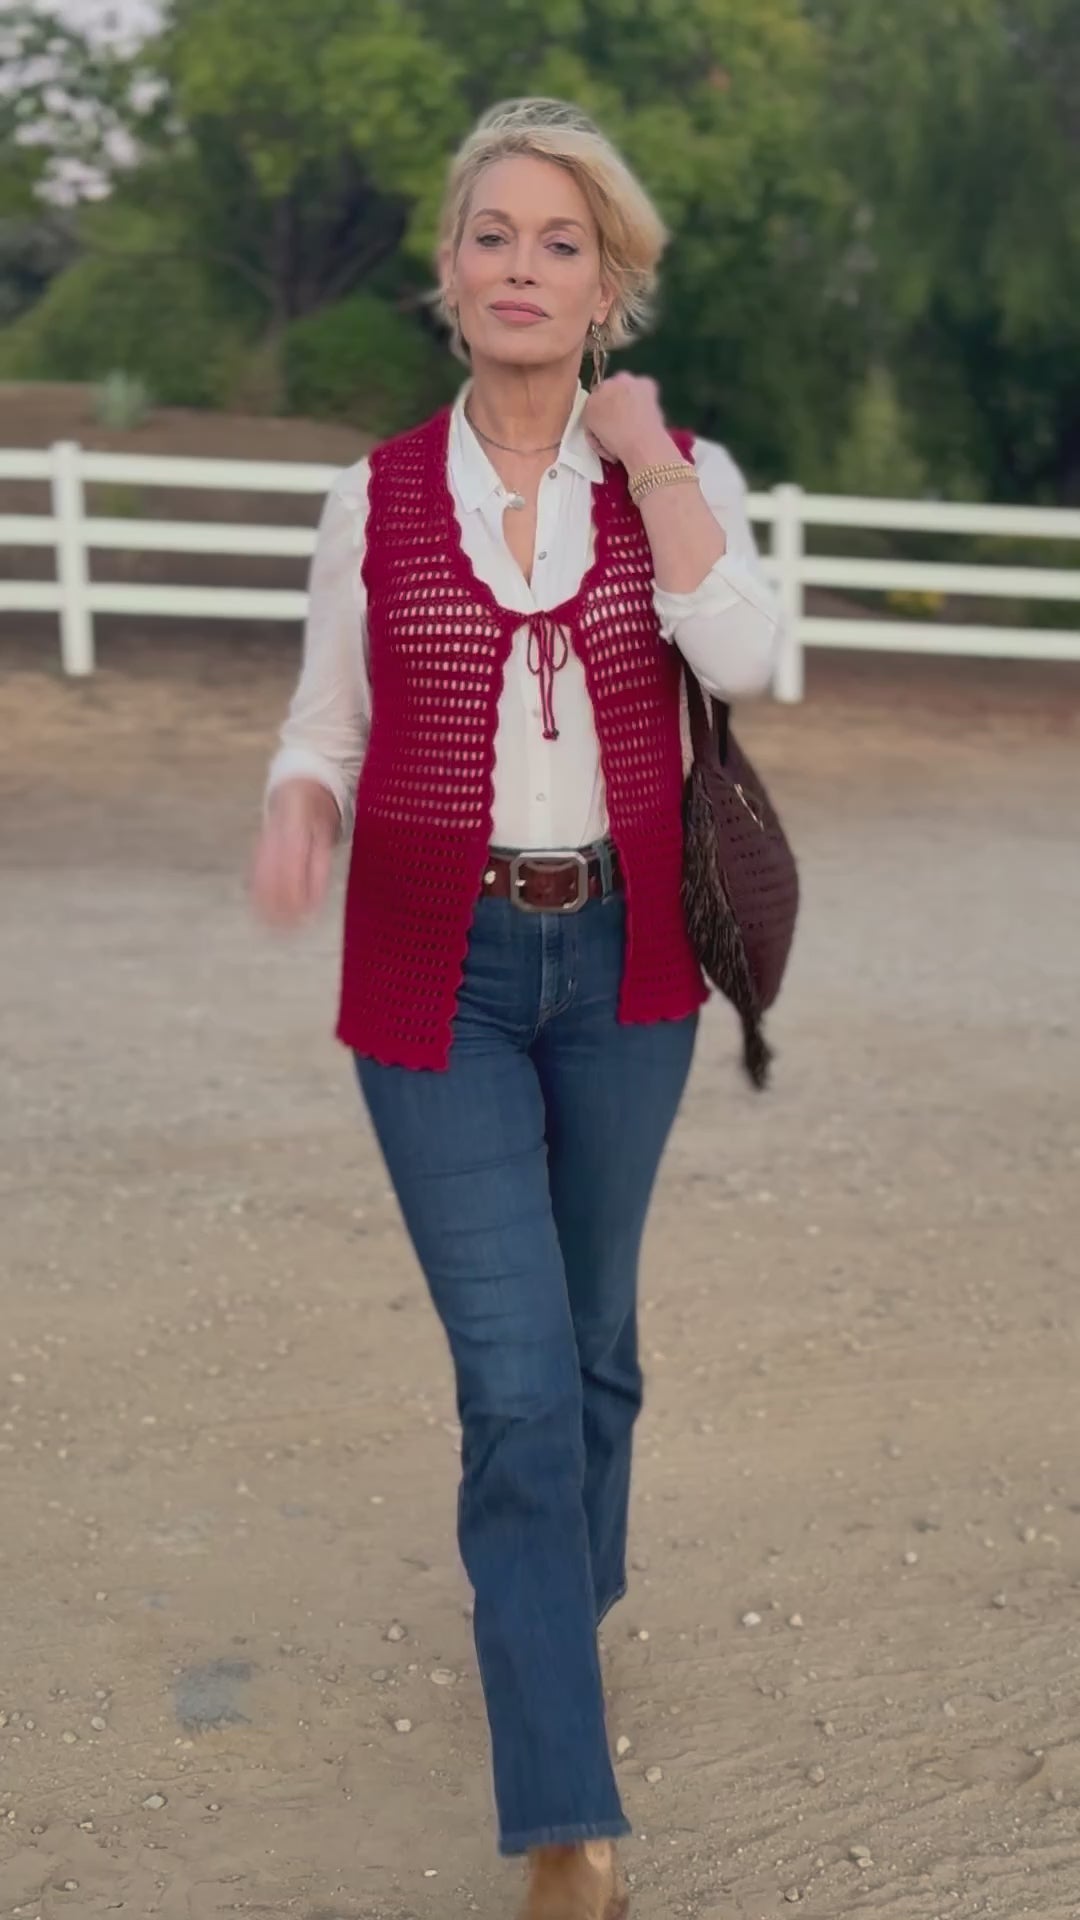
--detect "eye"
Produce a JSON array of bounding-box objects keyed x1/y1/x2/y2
[
  {"x1": 476, "y1": 231, "x2": 506, "y2": 248},
  {"x1": 549, "y1": 239, "x2": 580, "y2": 256}
]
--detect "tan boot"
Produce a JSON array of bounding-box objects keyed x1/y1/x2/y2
[{"x1": 520, "y1": 1840, "x2": 628, "y2": 1920}]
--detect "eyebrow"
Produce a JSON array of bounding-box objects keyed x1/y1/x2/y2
[{"x1": 470, "y1": 208, "x2": 588, "y2": 233}]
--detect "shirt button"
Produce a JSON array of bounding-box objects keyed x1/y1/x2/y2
[
  {"x1": 537, "y1": 792, "x2": 547, "y2": 803},
  {"x1": 548, "y1": 468, "x2": 558, "y2": 480},
  {"x1": 537, "y1": 550, "x2": 547, "y2": 562}
]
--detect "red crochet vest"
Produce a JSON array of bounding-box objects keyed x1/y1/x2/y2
[{"x1": 337, "y1": 408, "x2": 707, "y2": 1069}]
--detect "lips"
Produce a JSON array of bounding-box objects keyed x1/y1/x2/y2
[{"x1": 490, "y1": 302, "x2": 548, "y2": 319}]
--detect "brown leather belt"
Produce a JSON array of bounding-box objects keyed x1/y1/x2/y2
[{"x1": 481, "y1": 845, "x2": 622, "y2": 914}]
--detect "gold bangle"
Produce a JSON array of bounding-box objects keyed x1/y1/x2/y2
[
  {"x1": 628, "y1": 461, "x2": 689, "y2": 498},
  {"x1": 628, "y1": 461, "x2": 699, "y2": 505}
]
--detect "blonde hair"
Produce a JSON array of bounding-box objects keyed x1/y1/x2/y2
[{"x1": 436, "y1": 98, "x2": 668, "y2": 362}]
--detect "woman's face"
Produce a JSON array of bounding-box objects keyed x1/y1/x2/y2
[{"x1": 444, "y1": 153, "x2": 613, "y2": 373}]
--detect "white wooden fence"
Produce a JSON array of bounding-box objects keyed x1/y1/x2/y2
[{"x1": 2, "y1": 440, "x2": 1080, "y2": 700}]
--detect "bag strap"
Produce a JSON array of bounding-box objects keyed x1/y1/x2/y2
[
  {"x1": 666, "y1": 424, "x2": 731, "y2": 765},
  {"x1": 683, "y1": 661, "x2": 730, "y2": 767}
]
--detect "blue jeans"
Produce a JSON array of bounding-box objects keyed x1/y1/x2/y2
[{"x1": 355, "y1": 892, "x2": 697, "y2": 1854}]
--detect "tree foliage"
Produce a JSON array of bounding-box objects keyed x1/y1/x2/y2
[{"x1": 1, "y1": 0, "x2": 1077, "y2": 500}]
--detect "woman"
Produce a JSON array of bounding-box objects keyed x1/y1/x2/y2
[{"x1": 253, "y1": 97, "x2": 779, "y2": 1920}]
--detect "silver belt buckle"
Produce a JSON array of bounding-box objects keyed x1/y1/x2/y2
[{"x1": 509, "y1": 850, "x2": 590, "y2": 914}]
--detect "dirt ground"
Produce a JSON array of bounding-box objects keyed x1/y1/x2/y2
[{"x1": 1, "y1": 623, "x2": 1079, "y2": 1920}]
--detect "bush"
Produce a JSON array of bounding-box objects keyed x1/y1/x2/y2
[
  {"x1": 214, "y1": 334, "x2": 286, "y2": 416},
  {"x1": 884, "y1": 588, "x2": 945, "y2": 620},
  {"x1": 92, "y1": 482, "x2": 146, "y2": 518},
  {"x1": 0, "y1": 217, "x2": 80, "y2": 328},
  {"x1": 832, "y1": 365, "x2": 928, "y2": 500},
  {"x1": 282, "y1": 293, "x2": 457, "y2": 436},
  {"x1": 0, "y1": 249, "x2": 251, "y2": 407},
  {"x1": 94, "y1": 370, "x2": 154, "y2": 430}
]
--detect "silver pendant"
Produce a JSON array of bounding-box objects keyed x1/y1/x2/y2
[{"x1": 506, "y1": 491, "x2": 526, "y2": 511}]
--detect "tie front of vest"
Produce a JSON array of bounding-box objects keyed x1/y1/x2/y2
[{"x1": 337, "y1": 408, "x2": 706, "y2": 1069}]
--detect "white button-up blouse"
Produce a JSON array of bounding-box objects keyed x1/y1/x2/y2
[{"x1": 268, "y1": 384, "x2": 780, "y2": 850}]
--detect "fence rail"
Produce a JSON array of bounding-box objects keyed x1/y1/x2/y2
[{"x1": 2, "y1": 441, "x2": 1079, "y2": 699}]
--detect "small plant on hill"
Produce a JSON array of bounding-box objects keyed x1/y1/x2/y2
[{"x1": 93, "y1": 370, "x2": 153, "y2": 431}]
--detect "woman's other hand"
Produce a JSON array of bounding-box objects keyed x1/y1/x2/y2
[{"x1": 250, "y1": 778, "x2": 340, "y2": 928}]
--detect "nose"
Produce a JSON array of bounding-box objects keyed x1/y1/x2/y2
[{"x1": 505, "y1": 241, "x2": 540, "y2": 286}]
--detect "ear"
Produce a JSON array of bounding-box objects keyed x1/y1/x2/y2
[{"x1": 593, "y1": 287, "x2": 616, "y2": 331}]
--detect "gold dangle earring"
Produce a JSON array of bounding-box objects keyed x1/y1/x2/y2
[{"x1": 589, "y1": 321, "x2": 609, "y2": 391}]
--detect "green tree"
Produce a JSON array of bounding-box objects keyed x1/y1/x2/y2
[
  {"x1": 5, "y1": 0, "x2": 1079, "y2": 499},
  {"x1": 2, "y1": 0, "x2": 838, "y2": 455},
  {"x1": 810, "y1": 0, "x2": 1080, "y2": 498},
  {"x1": 171, "y1": 0, "x2": 836, "y2": 457}
]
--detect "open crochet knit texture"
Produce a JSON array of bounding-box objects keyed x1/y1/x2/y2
[{"x1": 337, "y1": 410, "x2": 707, "y2": 1069}]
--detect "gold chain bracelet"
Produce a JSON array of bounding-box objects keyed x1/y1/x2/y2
[{"x1": 628, "y1": 460, "x2": 700, "y2": 505}]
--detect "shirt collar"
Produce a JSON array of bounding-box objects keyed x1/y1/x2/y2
[{"x1": 449, "y1": 380, "x2": 604, "y2": 511}]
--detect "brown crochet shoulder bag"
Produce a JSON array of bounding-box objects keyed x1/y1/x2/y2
[{"x1": 682, "y1": 666, "x2": 799, "y2": 1088}]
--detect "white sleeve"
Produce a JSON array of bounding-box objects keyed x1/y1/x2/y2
[
  {"x1": 652, "y1": 438, "x2": 781, "y2": 700},
  {"x1": 265, "y1": 464, "x2": 371, "y2": 837}
]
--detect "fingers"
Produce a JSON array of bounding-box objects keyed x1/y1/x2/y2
[
  {"x1": 306, "y1": 830, "x2": 334, "y2": 917},
  {"x1": 251, "y1": 818, "x2": 333, "y2": 928},
  {"x1": 249, "y1": 826, "x2": 291, "y2": 927}
]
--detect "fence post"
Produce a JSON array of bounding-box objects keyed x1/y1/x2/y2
[
  {"x1": 51, "y1": 440, "x2": 93, "y2": 676},
  {"x1": 771, "y1": 482, "x2": 804, "y2": 703}
]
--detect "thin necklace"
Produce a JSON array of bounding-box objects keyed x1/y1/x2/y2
[{"x1": 465, "y1": 406, "x2": 564, "y2": 457}]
